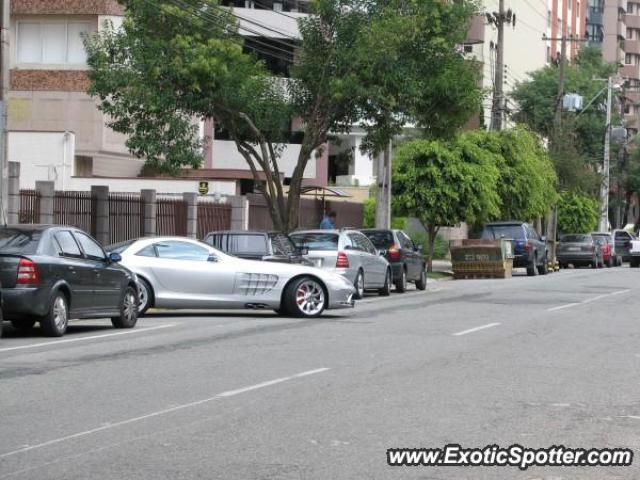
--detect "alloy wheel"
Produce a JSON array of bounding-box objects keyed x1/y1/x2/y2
[
  {"x1": 124, "y1": 290, "x2": 137, "y2": 323},
  {"x1": 53, "y1": 296, "x2": 68, "y2": 332},
  {"x1": 295, "y1": 279, "x2": 326, "y2": 316}
]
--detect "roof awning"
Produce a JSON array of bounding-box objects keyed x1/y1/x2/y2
[{"x1": 299, "y1": 186, "x2": 352, "y2": 198}]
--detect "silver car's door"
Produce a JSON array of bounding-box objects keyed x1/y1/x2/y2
[
  {"x1": 360, "y1": 233, "x2": 386, "y2": 286},
  {"x1": 150, "y1": 240, "x2": 236, "y2": 306}
]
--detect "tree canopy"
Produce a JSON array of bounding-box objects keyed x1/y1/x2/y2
[
  {"x1": 85, "y1": 0, "x2": 480, "y2": 232},
  {"x1": 557, "y1": 191, "x2": 599, "y2": 234}
]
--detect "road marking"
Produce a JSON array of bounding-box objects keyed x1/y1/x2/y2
[
  {"x1": 0, "y1": 368, "x2": 330, "y2": 459},
  {"x1": 0, "y1": 324, "x2": 176, "y2": 353},
  {"x1": 618, "y1": 415, "x2": 640, "y2": 420},
  {"x1": 547, "y1": 289, "x2": 632, "y2": 312},
  {"x1": 547, "y1": 303, "x2": 580, "y2": 312},
  {"x1": 452, "y1": 322, "x2": 501, "y2": 336}
]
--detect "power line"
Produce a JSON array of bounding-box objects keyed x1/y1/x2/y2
[
  {"x1": 522, "y1": 0, "x2": 548, "y2": 23},
  {"x1": 251, "y1": 0, "x2": 304, "y2": 21}
]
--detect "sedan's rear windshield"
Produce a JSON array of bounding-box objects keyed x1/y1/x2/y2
[
  {"x1": 0, "y1": 229, "x2": 41, "y2": 254},
  {"x1": 362, "y1": 230, "x2": 394, "y2": 248},
  {"x1": 481, "y1": 225, "x2": 524, "y2": 240},
  {"x1": 290, "y1": 233, "x2": 339, "y2": 251},
  {"x1": 591, "y1": 234, "x2": 612, "y2": 244},
  {"x1": 561, "y1": 234, "x2": 591, "y2": 243}
]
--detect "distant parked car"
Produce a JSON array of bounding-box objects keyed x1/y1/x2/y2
[
  {"x1": 591, "y1": 232, "x2": 621, "y2": 267},
  {"x1": 202, "y1": 231, "x2": 312, "y2": 266},
  {"x1": 557, "y1": 234, "x2": 603, "y2": 269},
  {"x1": 613, "y1": 229, "x2": 636, "y2": 263},
  {"x1": 107, "y1": 237, "x2": 355, "y2": 317},
  {"x1": 0, "y1": 225, "x2": 138, "y2": 337},
  {"x1": 361, "y1": 229, "x2": 426, "y2": 292},
  {"x1": 289, "y1": 229, "x2": 391, "y2": 298},
  {"x1": 481, "y1": 221, "x2": 548, "y2": 276}
]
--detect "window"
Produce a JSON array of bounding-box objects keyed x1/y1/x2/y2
[
  {"x1": 577, "y1": 1, "x2": 580, "y2": 17},
  {"x1": 74, "y1": 156, "x2": 93, "y2": 177},
  {"x1": 228, "y1": 234, "x2": 267, "y2": 255},
  {"x1": 74, "y1": 232, "x2": 106, "y2": 261},
  {"x1": 269, "y1": 234, "x2": 296, "y2": 256},
  {"x1": 625, "y1": 103, "x2": 631, "y2": 114},
  {"x1": 55, "y1": 231, "x2": 82, "y2": 257},
  {"x1": 154, "y1": 241, "x2": 210, "y2": 261},
  {"x1": 0, "y1": 229, "x2": 41, "y2": 255},
  {"x1": 17, "y1": 21, "x2": 92, "y2": 65},
  {"x1": 136, "y1": 245, "x2": 157, "y2": 257},
  {"x1": 626, "y1": 53, "x2": 633, "y2": 65},
  {"x1": 290, "y1": 233, "x2": 339, "y2": 251}
]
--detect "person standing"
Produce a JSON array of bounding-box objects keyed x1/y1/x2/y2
[{"x1": 320, "y1": 211, "x2": 336, "y2": 229}]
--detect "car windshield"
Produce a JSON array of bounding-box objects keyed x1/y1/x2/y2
[
  {"x1": 561, "y1": 234, "x2": 591, "y2": 243},
  {"x1": 362, "y1": 230, "x2": 394, "y2": 248},
  {"x1": 106, "y1": 239, "x2": 136, "y2": 254},
  {"x1": 269, "y1": 233, "x2": 297, "y2": 256},
  {"x1": 481, "y1": 225, "x2": 524, "y2": 240},
  {"x1": 0, "y1": 229, "x2": 41, "y2": 254},
  {"x1": 290, "y1": 233, "x2": 339, "y2": 251},
  {"x1": 229, "y1": 235, "x2": 267, "y2": 254}
]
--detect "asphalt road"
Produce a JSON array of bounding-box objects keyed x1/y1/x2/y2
[{"x1": 1, "y1": 266, "x2": 639, "y2": 479}]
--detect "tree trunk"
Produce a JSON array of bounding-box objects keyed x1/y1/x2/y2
[{"x1": 426, "y1": 223, "x2": 439, "y2": 273}]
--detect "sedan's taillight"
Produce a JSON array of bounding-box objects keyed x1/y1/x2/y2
[
  {"x1": 388, "y1": 244, "x2": 402, "y2": 261},
  {"x1": 16, "y1": 258, "x2": 40, "y2": 285},
  {"x1": 336, "y1": 251, "x2": 350, "y2": 268}
]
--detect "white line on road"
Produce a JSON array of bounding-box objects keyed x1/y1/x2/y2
[
  {"x1": 547, "y1": 303, "x2": 580, "y2": 312},
  {"x1": 452, "y1": 322, "x2": 501, "y2": 336},
  {"x1": 0, "y1": 324, "x2": 176, "y2": 353},
  {"x1": 0, "y1": 368, "x2": 330, "y2": 459},
  {"x1": 547, "y1": 288, "x2": 632, "y2": 312}
]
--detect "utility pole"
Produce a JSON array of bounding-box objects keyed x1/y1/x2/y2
[
  {"x1": 375, "y1": 140, "x2": 392, "y2": 229},
  {"x1": 488, "y1": 0, "x2": 515, "y2": 131},
  {"x1": 0, "y1": 0, "x2": 8, "y2": 224},
  {"x1": 599, "y1": 76, "x2": 613, "y2": 232}
]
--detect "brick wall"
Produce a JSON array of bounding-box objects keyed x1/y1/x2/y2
[
  {"x1": 11, "y1": 70, "x2": 90, "y2": 92},
  {"x1": 11, "y1": 0, "x2": 124, "y2": 15}
]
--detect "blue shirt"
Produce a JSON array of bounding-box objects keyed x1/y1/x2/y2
[{"x1": 320, "y1": 216, "x2": 334, "y2": 229}]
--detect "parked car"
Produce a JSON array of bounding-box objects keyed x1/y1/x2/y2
[
  {"x1": 106, "y1": 236, "x2": 355, "y2": 317},
  {"x1": 591, "y1": 232, "x2": 621, "y2": 267},
  {"x1": 557, "y1": 234, "x2": 603, "y2": 269},
  {"x1": 480, "y1": 221, "x2": 548, "y2": 276},
  {"x1": 613, "y1": 229, "x2": 636, "y2": 263},
  {"x1": 360, "y1": 229, "x2": 426, "y2": 292},
  {"x1": 628, "y1": 236, "x2": 640, "y2": 267},
  {"x1": 289, "y1": 229, "x2": 391, "y2": 299},
  {"x1": 202, "y1": 231, "x2": 312, "y2": 266},
  {"x1": 0, "y1": 225, "x2": 138, "y2": 337}
]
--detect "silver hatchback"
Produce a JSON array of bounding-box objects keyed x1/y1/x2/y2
[{"x1": 289, "y1": 229, "x2": 391, "y2": 298}]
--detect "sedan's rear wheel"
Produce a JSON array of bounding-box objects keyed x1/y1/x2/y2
[
  {"x1": 284, "y1": 277, "x2": 326, "y2": 318},
  {"x1": 353, "y1": 270, "x2": 365, "y2": 299},
  {"x1": 395, "y1": 268, "x2": 407, "y2": 292},
  {"x1": 40, "y1": 293, "x2": 68, "y2": 337},
  {"x1": 415, "y1": 267, "x2": 427, "y2": 290},
  {"x1": 11, "y1": 318, "x2": 36, "y2": 332},
  {"x1": 111, "y1": 286, "x2": 139, "y2": 329}
]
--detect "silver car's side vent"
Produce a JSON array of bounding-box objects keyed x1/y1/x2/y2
[{"x1": 235, "y1": 273, "x2": 279, "y2": 295}]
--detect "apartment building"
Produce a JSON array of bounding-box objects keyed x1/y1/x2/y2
[
  {"x1": 622, "y1": 1, "x2": 640, "y2": 134},
  {"x1": 6, "y1": 0, "x2": 321, "y2": 194}
]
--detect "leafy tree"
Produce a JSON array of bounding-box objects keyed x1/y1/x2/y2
[
  {"x1": 511, "y1": 46, "x2": 616, "y2": 193},
  {"x1": 392, "y1": 138, "x2": 500, "y2": 271},
  {"x1": 557, "y1": 191, "x2": 599, "y2": 234},
  {"x1": 86, "y1": 0, "x2": 479, "y2": 232}
]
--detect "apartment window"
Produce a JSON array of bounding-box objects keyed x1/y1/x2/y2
[
  {"x1": 17, "y1": 21, "x2": 91, "y2": 65},
  {"x1": 568, "y1": 0, "x2": 571, "y2": 11},
  {"x1": 626, "y1": 53, "x2": 633, "y2": 65},
  {"x1": 548, "y1": 10, "x2": 552, "y2": 28},
  {"x1": 628, "y1": 29, "x2": 634, "y2": 39},
  {"x1": 577, "y1": 1, "x2": 580, "y2": 17},
  {"x1": 625, "y1": 104, "x2": 632, "y2": 115}
]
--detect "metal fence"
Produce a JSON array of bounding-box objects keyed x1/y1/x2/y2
[
  {"x1": 197, "y1": 200, "x2": 232, "y2": 238},
  {"x1": 54, "y1": 191, "x2": 96, "y2": 235},
  {"x1": 157, "y1": 197, "x2": 188, "y2": 236},
  {"x1": 109, "y1": 193, "x2": 145, "y2": 244},
  {"x1": 19, "y1": 190, "x2": 40, "y2": 224}
]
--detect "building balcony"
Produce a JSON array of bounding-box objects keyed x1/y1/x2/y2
[
  {"x1": 628, "y1": 39, "x2": 640, "y2": 55},
  {"x1": 621, "y1": 64, "x2": 640, "y2": 80},
  {"x1": 626, "y1": 14, "x2": 640, "y2": 29},
  {"x1": 620, "y1": 0, "x2": 628, "y2": 14}
]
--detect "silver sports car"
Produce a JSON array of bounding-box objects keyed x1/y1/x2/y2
[{"x1": 107, "y1": 237, "x2": 356, "y2": 318}]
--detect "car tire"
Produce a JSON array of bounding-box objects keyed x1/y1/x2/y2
[
  {"x1": 137, "y1": 277, "x2": 153, "y2": 315},
  {"x1": 591, "y1": 256, "x2": 598, "y2": 269},
  {"x1": 537, "y1": 255, "x2": 548, "y2": 275},
  {"x1": 378, "y1": 269, "x2": 391, "y2": 296},
  {"x1": 395, "y1": 267, "x2": 407, "y2": 292},
  {"x1": 11, "y1": 318, "x2": 36, "y2": 332},
  {"x1": 631, "y1": 259, "x2": 640, "y2": 268},
  {"x1": 606, "y1": 258, "x2": 612, "y2": 268},
  {"x1": 111, "y1": 285, "x2": 139, "y2": 329},
  {"x1": 527, "y1": 255, "x2": 538, "y2": 276},
  {"x1": 353, "y1": 270, "x2": 365, "y2": 299},
  {"x1": 283, "y1": 276, "x2": 326, "y2": 318},
  {"x1": 40, "y1": 292, "x2": 69, "y2": 337},
  {"x1": 415, "y1": 267, "x2": 427, "y2": 291}
]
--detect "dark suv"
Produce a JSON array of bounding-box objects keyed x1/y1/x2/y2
[
  {"x1": 203, "y1": 231, "x2": 312, "y2": 265},
  {"x1": 0, "y1": 225, "x2": 138, "y2": 337},
  {"x1": 361, "y1": 229, "x2": 426, "y2": 292},
  {"x1": 481, "y1": 221, "x2": 548, "y2": 276}
]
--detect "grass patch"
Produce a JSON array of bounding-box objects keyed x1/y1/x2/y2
[{"x1": 426, "y1": 271, "x2": 452, "y2": 280}]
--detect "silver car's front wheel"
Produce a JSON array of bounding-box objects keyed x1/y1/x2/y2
[
  {"x1": 137, "y1": 278, "x2": 152, "y2": 314},
  {"x1": 284, "y1": 277, "x2": 326, "y2": 318}
]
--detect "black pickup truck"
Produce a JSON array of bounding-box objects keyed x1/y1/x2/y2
[{"x1": 202, "y1": 231, "x2": 312, "y2": 265}]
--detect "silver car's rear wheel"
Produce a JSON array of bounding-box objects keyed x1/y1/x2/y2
[
  {"x1": 354, "y1": 270, "x2": 364, "y2": 299},
  {"x1": 284, "y1": 277, "x2": 326, "y2": 318}
]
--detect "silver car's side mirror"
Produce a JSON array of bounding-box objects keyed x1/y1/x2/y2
[{"x1": 207, "y1": 254, "x2": 218, "y2": 263}]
